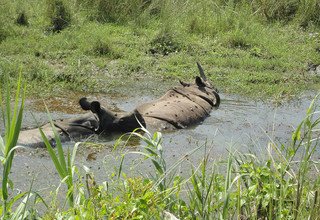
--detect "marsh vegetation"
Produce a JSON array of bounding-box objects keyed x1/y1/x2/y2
[
  {"x1": 1, "y1": 77, "x2": 320, "y2": 219},
  {"x1": 0, "y1": 0, "x2": 319, "y2": 100},
  {"x1": 1, "y1": 0, "x2": 320, "y2": 219}
]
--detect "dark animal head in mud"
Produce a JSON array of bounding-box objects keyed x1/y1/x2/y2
[{"x1": 79, "y1": 97, "x2": 146, "y2": 133}]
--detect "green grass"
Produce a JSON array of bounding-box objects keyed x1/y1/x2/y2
[
  {"x1": 1, "y1": 0, "x2": 320, "y2": 218},
  {"x1": 39, "y1": 110, "x2": 78, "y2": 208},
  {"x1": 0, "y1": 72, "x2": 47, "y2": 219},
  {"x1": 0, "y1": 0, "x2": 319, "y2": 101},
  {"x1": 1, "y1": 75, "x2": 320, "y2": 218},
  {"x1": 0, "y1": 72, "x2": 26, "y2": 218}
]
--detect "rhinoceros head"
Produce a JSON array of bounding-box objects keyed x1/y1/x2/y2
[
  {"x1": 178, "y1": 62, "x2": 220, "y2": 107},
  {"x1": 79, "y1": 97, "x2": 145, "y2": 133}
]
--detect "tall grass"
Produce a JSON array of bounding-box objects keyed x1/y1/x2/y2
[
  {"x1": 73, "y1": 0, "x2": 320, "y2": 31},
  {"x1": 117, "y1": 126, "x2": 200, "y2": 202},
  {"x1": 0, "y1": 73, "x2": 50, "y2": 219},
  {"x1": 3, "y1": 0, "x2": 319, "y2": 34},
  {"x1": 39, "y1": 108, "x2": 79, "y2": 208},
  {"x1": 187, "y1": 151, "x2": 217, "y2": 219},
  {"x1": 0, "y1": 72, "x2": 25, "y2": 218}
]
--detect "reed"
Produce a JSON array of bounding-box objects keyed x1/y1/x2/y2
[{"x1": 0, "y1": 72, "x2": 25, "y2": 218}]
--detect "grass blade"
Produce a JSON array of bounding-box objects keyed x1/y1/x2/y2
[{"x1": 39, "y1": 128, "x2": 65, "y2": 178}]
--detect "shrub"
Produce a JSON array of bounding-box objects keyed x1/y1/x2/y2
[
  {"x1": 16, "y1": 11, "x2": 29, "y2": 26},
  {"x1": 89, "y1": 39, "x2": 121, "y2": 59},
  {"x1": 47, "y1": 0, "x2": 71, "y2": 32},
  {"x1": 149, "y1": 31, "x2": 181, "y2": 56}
]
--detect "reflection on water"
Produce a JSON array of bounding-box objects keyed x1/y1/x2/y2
[{"x1": 1, "y1": 84, "x2": 318, "y2": 199}]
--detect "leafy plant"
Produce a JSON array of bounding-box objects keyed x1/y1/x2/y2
[
  {"x1": 149, "y1": 31, "x2": 181, "y2": 56},
  {"x1": 16, "y1": 11, "x2": 29, "y2": 26}
]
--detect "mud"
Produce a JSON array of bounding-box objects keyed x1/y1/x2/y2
[{"x1": 0, "y1": 78, "x2": 317, "y2": 202}]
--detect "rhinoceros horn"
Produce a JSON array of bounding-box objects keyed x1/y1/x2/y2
[{"x1": 197, "y1": 62, "x2": 207, "y2": 81}]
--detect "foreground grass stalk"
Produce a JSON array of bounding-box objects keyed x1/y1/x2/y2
[
  {"x1": 0, "y1": 73, "x2": 25, "y2": 218},
  {"x1": 292, "y1": 96, "x2": 320, "y2": 220},
  {"x1": 39, "y1": 106, "x2": 78, "y2": 208},
  {"x1": 222, "y1": 153, "x2": 233, "y2": 219},
  {"x1": 119, "y1": 126, "x2": 170, "y2": 192},
  {"x1": 187, "y1": 153, "x2": 216, "y2": 219},
  {"x1": 116, "y1": 126, "x2": 200, "y2": 217}
]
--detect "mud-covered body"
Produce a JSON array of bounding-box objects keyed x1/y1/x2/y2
[
  {"x1": 136, "y1": 84, "x2": 219, "y2": 130},
  {"x1": 17, "y1": 63, "x2": 220, "y2": 147}
]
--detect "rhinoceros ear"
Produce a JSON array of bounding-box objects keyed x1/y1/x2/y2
[
  {"x1": 179, "y1": 80, "x2": 190, "y2": 87},
  {"x1": 90, "y1": 101, "x2": 101, "y2": 114},
  {"x1": 79, "y1": 97, "x2": 91, "y2": 111},
  {"x1": 195, "y1": 76, "x2": 206, "y2": 87}
]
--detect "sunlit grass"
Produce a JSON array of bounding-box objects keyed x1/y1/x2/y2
[
  {"x1": 0, "y1": 0, "x2": 319, "y2": 100},
  {"x1": 39, "y1": 108, "x2": 79, "y2": 208},
  {"x1": 0, "y1": 0, "x2": 320, "y2": 218},
  {"x1": 0, "y1": 72, "x2": 26, "y2": 218}
]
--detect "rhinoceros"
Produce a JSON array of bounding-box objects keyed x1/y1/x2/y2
[{"x1": 17, "y1": 63, "x2": 220, "y2": 147}]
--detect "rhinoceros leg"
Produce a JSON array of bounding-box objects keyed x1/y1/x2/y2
[
  {"x1": 18, "y1": 124, "x2": 70, "y2": 148},
  {"x1": 79, "y1": 97, "x2": 146, "y2": 133},
  {"x1": 17, "y1": 113, "x2": 98, "y2": 148},
  {"x1": 142, "y1": 117, "x2": 177, "y2": 131}
]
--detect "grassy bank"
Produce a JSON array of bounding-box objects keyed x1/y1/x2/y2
[
  {"x1": 1, "y1": 79, "x2": 320, "y2": 219},
  {"x1": 0, "y1": 0, "x2": 319, "y2": 100}
]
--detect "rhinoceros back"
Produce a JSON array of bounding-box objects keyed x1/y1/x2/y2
[{"x1": 136, "y1": 87, "x2": 214, "y2": 129}]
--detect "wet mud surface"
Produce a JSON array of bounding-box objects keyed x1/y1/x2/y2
[{"x1": 0, "y1": 78, "x2": 318, "y2": 200}]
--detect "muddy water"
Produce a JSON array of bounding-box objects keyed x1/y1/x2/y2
[{"x1": 1, "y1": 78, "x2": 317, "y2": 200}]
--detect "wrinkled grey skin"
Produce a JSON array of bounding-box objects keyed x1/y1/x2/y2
[
  {"x1": 17, "y1": 63, "x2": 220, "y2": 147},
  {"x1": 17, "y1": 113, "x2": 99, "y2": 148}
]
